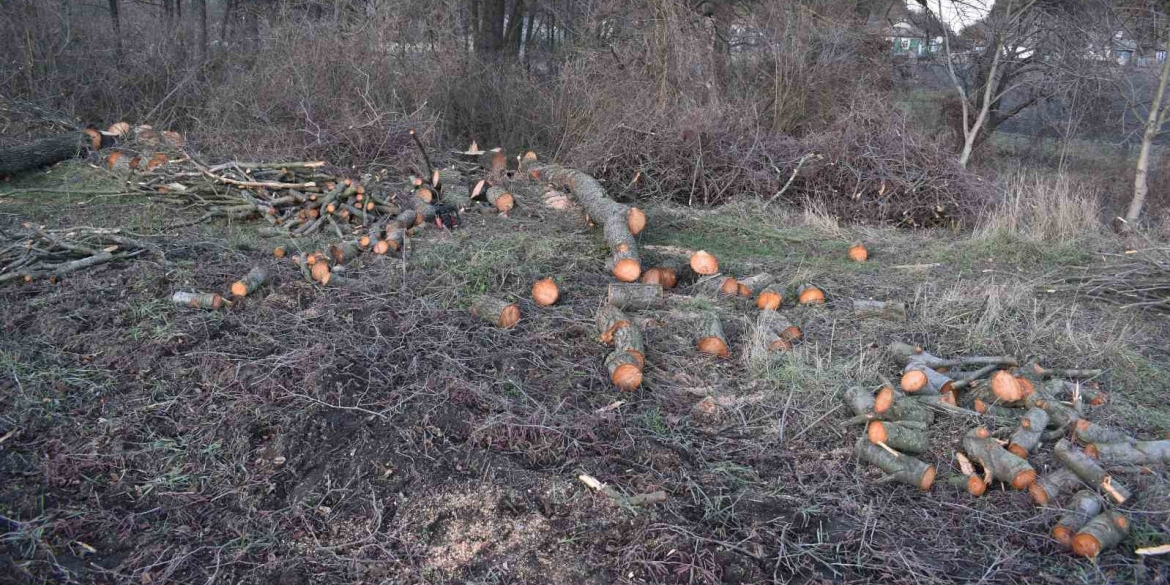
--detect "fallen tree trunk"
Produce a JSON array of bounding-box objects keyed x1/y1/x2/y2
[
  {"x1": 0, "y1": 131, "x2": 101, "y2": 176},
  {"x1": 1054, "y1": 438, "x2": 1131, "y2": 504},
  {"x1": 1074, "y1": 420, "x2": 1131, "y2": 445},
  {"x1": 523, "y1": 163, "x2": 642, "y2": 281},
  {"x1": 854, "y1": 436, "x2": 935, "y2": 490},
  {"x1": 1085, "y1": 439, "x2": 1170, "y2": 465},
  {"x1": 888, "y1": 342, "x2": 1018, "y2": 370},
  {"x1": 1072, "y1": 511, "x2": 1128, "y2": 558},
  {"x1": 1052, "y1": 490, "x2": 1102, "y2": 547}
]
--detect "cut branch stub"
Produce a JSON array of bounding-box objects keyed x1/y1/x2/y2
[
  {"x1": 962, "y1": 428, "x2": 1036, "y2": 489},
  {"x1": 1006, "y1": 407, "x2": 1049, "y2": 459},
  {"x1": 1054, "y1": 438, "x2": 1131, "y2": 504},
  {"x1": 607, "y1": 283, "x2": 663, "y2": 310},
  {"x1": 230, "y1": 267, "x2": 267, "y2": 298},
  {"x1": 1072, "y1": 511, "x2": 1128, "y2": 559},
  {"x1": 854, "y1": 436, "x2": 935, "y2": 491},
  {"x1": 172, "y1": 291, "x2": 224, "y2": 310},
  {"x1": 471, "y1": 296, "x2": 521, "y2": 329},
  {"x1": 627, "y1": 207, "x2": 646, "y2": 236},
  {"x1": 1028, "y1": 467, "x2": 1081, "y2": 506},
  {"x1": 695, "y1": 312, "x2": 729, "y2": 358},
  {"x1": 1052, "y1": 490, "x2": 1103, "y2": 547}
]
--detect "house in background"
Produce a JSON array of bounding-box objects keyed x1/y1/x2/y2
[
  {"x1": 886, "y1": 20, "x2": 942, "y2": 57},
  {"x1": 1108, "y1": 32, "x2": 1167, "y2": 66}
]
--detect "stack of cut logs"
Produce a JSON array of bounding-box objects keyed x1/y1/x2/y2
[{"x1": 846, "y1": 341, "x2": 1167, "y2": 558}]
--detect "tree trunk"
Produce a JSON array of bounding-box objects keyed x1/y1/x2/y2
[
  {"x1": 477, "y1": 0, "x2": 505, "y2": 55},
  {"x1": 197, "y1": 0, "x2": 208, "y2": 60},
  {"x1": 854, "y1": 436, "x2": 935, "y2": 491},
  {"x1": 0, "y1": 132, "x2": 97, "y2": 176},
  {"x1": 1126, "y1": 34, "x2": 1170, "y2": 226},
  {"x1": 962, "y1": 428, "x2": 1036, "y2": 490},
  {"x1": 108, "y1": 0, "x2": 121, "y2": 56},
  {"x1": 1053, "y1": 438, "x2": 1131, "y2": 504}
]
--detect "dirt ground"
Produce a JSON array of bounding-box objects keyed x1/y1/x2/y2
[{"x1": 2, "y1": 162, "x2": 1169, "y2": 584}]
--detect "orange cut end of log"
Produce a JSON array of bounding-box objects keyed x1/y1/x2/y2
[
  {"x1": 1007, "y1": 444, "x2": 1029, "y2": 459},
  {"x1": 106, "y1": 152, "x2": 122, "y2": 169},
  {"x1": 1089, "y1": 393, "x2": 1107, "y2": 406},
  {"x1": 798, "y1": 287, "x2": 825, "y2": 304},
  {"x1": 756, "y1": 291, "x2": 782, "y2": 311},
  {"x1": 779, "y1": 326, "x2": 802, "y2": 342},
  {"x1": 273, "y1": 247, "x2": 285, "y2": 259},
  {"x1": 967, "y1": 476, "x2": 987, "y2": 497},
  {"x1": 494, "y1": 192, "x2": 515, "y2": 212},
  {"x1": 1010, "y1": 469, "x2": 1037, "y2": 490},
  {"x1": 690, "y1": 250, "x2": 719, "y2": 275},
  {"x1": 1052, "y1": 526, "x2": 1074, "y2": 547},
  {"x1": 611, "y1": 364, "x2": 643, "y2": 391},
  {"x1": 497, "y1": 304, "x2": 521, "y2": 329},
  {"x1": 160, "y1": 130, "x2": 185, "y2": 147},
  {"x1": 613, "y1": 259, "x2": 642, "y2": 283},
  {"x1": 719, "y1": 277, "x2": 739, "y2": 296},
  {"x1": 627, "y1": 349, "x2": 645, "y2": 368},
  {"x1": 991, "y1": 370, "x2": 1024, "y2": 402},
  {"x1": 490, "y1": 150, "x2": 507, "y2": 173},
  {"x1": 373, "y1": 240, "x2": 390, "y2": 255},
  {"x1": 310, "y1": 263, "x2": 330, "y2": 283},
  {"x1": 659, "y1": 268, "x2": 678, "y2": 289},
  {"x1": 874, "y1": 386, "x2": 894, "y2": 414},
  {"x1": 1084, "y1": 444, "x2": 1099, "y2": 459},
  {"x1": 366, "y1": 202, "x2": 375, "y2": 211},
  {"x1": 83, "y1": 128, "x2": 101, "y2": 151},
  {"x1": 901, "y1": 370, "x2": 927, "y2": 393},
  {"x1": 107, "y1": 122, "x2": 130, "y2": 136},
  {"x1": 208, "y1": 294, "x2": 224, "y2": 310},
  {"x1": 230, "y1": 281, "x2": 248, "y2": 297},
  {"x1": 627, "y1": 207, "x2": 646, "y2": 236},
  {"x1": 1071, "y1": 534, "x2": 1102, "y2": 558},
  {"x1": 416, "y1": 187, "x2": 434, "y2": 203},
  {"x1": 1028, "y1": 483, "x2": 1050, "y2": 506},
  {"x1": 1114, "y1": 514, "x2": 1128, "y2": 530},
  {"x1": 974, "y1": 399, "x2": 988, "y2": 414},
  {"x1": 532, "y1": 278, "x2": 559, "y2": 306},
  {"x1": 641, "y1": 268, "x2": 664, "y2": 286},
  {"x1": 697, "y1": 336, "x2": 729, "y2": 358},
  {"x1": 768, "y1": 338, "x2": 793, "y2": 352},
  {"x1": 866, "y1": 421, "x2": 888, "y2": 445},
  {"x1": 847, "y1": 244, "x2": 868, "y2": 262},
  {"x1": 359, "y1": 236, "x2": 371, "y2": 248},
  {"x1": 939, "y1": 392, "x2": 957, "y2": 406},
  {"x1": 920, "y1": 465, "x2": 936, "y2": 491},
  {"x1": 737, "y1": 283, "x2": 751, "y2": 297},
  {"x1": 973, "y1": 427, "x2": 991, "y2": 439},
  {"x1": 1017, "y1": 377, "x2": 1035, "y2": 397},
  {"x1": 1075, "y1": 419, "x2": 1091, "y2": 433}
]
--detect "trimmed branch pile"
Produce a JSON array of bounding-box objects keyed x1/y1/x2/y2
[
  {"x1": 0, "y1": 224, "x2": 155, "y2": 285},
  {"x1": 842, "y1": 341, "x2": 1159, "y2": 559},
  {"x1": 1054, "y1": 248, "x2": 1170, "y2": 314}
]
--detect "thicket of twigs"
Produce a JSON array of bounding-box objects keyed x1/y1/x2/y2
[{"x1": 1057, "y1": 248, "x2": 1170, "y2": 313}]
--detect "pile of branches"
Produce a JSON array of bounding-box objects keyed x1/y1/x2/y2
[
  {"x1": 1056, "y1": 249, "x2": 1170, "y2": 314},
  {"x1": 0, "y1": 224, "x2": 157, "y2": 284},
  {"x1": 575, "y1": 105, "x2": 986, "y2": 227}
]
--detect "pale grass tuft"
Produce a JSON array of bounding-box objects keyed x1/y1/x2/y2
[
  {"x1": 976, "y1": 171, "x2": 1102, "y2": 242},
  {"x1": 800, "y1": 198, "x2": 845, "y2": 239}
]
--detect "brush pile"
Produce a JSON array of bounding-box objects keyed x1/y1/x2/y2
[
  {"x1": 1055, "y1": 248, "x2": 1170, "y2": 314},
  {"x1": 845, "y1": 341, "x2": 1164, "y2": 558},
  {"x1": 0, "y1": 223, "x2": 156, "y2": 284}
]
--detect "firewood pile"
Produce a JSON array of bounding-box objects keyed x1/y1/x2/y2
[
  {"x1": 0, "y1": 224, "x2": 157, "y2": 285},
  {"x1": 845, "y1": 341, "x2": 1167, "y2": 558}
]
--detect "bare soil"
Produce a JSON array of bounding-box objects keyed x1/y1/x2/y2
[{"x1": 1, "y1": 163, "x2": 1168, "y2": 584}]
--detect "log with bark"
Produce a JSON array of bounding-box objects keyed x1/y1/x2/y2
[
  {"x1": 1072, "y1": 511, "x2": 1128, "y2": 558},
  {"x1": 961, "y1": 427, "x2": 1036, "y2": 489},
  {"x1": 900, "y1": 366, "x2": 954, "y2": 396},
  {"x1": 854, "y1": 436, "x2": 936, "y2": 490},
  {"x1": 1006, "y1": 407, "x2": 1049, "y2": 459},
  {"x1": 597, "y1": 305, "x2": 633, "y2": 345},
  {"x1": 471, "y1": 296, "x2": 521, "y2": 329},
  {"x1": 872, "y1": 384, "x2": 937, "y2": 423},
  {"x1": 695, "y1": 312, "x2": 729, "y2": 357},
  {"x1": 843, "y1": 385, "x2": 935, "y2": 426},
  {"x1": 694, "y1": 275, "x2": 741, "y2": 298},
  {"x1": 689, "y1": 250, "x2": 719, "y2": 275},
  {"x1": 1085, "y1": 440, "x2": 1170, "y2": 465},
  {"x1": 1028, "y1": 467, "x2": 1081, "y2": 506},
  {"x1": 230, "y1": 267, "x2": 268, "y2": 297},
  {"x1": 1051, "y1": 491, "x2": 1103, "y2": 547},
  {"x1": 887, "y1": 342, "x2": 1018, "y2": 371},
  {"x1": 1053, "y1": 438, "x2": 1131, "y2": 504},
  {"x1": 1073, "y1": 420, "x2": 1131, "y2": 445},
  {"x1": 735, "y1": 273, "x2": 774, "y2": 298},
  {"x1": 596, "y1": 305, "x2": 644, "y2": 390},
  {"x1": 0, "y1": 130, "x2": 106, "y2": 176},
  {"x1": 852, "y1": 300, "x2": 908, "y2": 322},
  {"x1": 172, "y1": 291, "x2": 225, "y2": 310},
  {"x1": 756, "y1": 309, "x2": 801, "y2": 352},
  {"x1": 607, "y1": 283, "x2": 663, "y2": 310},
  {"x1": 867, "y1": 420, "x2": 929, "y2": 454},
  {"x1": 522, "y1": 163, "x2": 642, "y2": 282}
]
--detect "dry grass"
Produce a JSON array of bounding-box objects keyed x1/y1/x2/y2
[{"x1": 975, "y1": 170, "x2": 1103, "y2": 243}]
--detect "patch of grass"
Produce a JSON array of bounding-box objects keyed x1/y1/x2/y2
[{"x1": 1106, "y1": 350, "x2": 1170, "y2": 432}]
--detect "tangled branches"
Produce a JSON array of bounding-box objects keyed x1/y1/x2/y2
[
  {"x1": 0, "y1": 224, "x2": 157, "y2": 284},
  {"x1": 1057, "y1": 249, "x2": 1170, "y2": 313}
]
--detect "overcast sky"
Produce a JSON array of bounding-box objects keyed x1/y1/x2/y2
[{"x1": 909, "y1": 1, "x2": 993, "y2": 32}]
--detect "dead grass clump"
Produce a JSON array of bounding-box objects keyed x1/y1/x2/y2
[{"x1": 976, "y1": 170, "x2": 1103, "y2": 242}]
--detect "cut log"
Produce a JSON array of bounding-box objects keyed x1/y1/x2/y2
[
  {"x1": 689, "y1": 250, "x2": 719, "y2": 275},
  {"x1": 1052, "y1": 490, "x2": 1103, "y2": 547},
  {"x1": 695, "y1": 312, "x2": 729, "y2": 358},
  {"x1": 613, "y1": 320, "x2": 645, "y2": 367},
  {"x1": 0, "y1": 132, "x2": 97, "y2": 176},
  {"x1": 171, "y1": 291, "x2": 224, "y2": 310},
  {"x1": 524, "y1": 164, "x2": 641, "y2": 282},
  {"x1": 1072, "y1": 511, "x2": 1128, "y2": 558},
  {"x1": 991, "y1": 370, "x2": 1029, "y2": 402},
  {"x1": 485, "y1": 186, "x2": 515, "y2": 212},
  {"x1": 693, "y1": 275, "x2": 740, "y2": 298},
  {"x1": 867, "y1": 420, "x2": 929, "y2": 454},
  {"x1": 962, "y1": 428, "x2": 1036, "y2": 489},
  {"x1": 1086, "y1": 440, "x2": 1170, "y2": 465},
  {"x1": 852, "y1": 300, "x2": 907, "y2": 322},
  {"x1": 532, "y1": 278, "x2": 560, "y2": 306},
  {"x1": 1028, "y1": 467, "x2": 1082, "y2": 506},
  {"x1": 847, "y1": 243, "x2": 868, "y2": 262},
  {"x1": 230, "y1": 267, "x2": 267, "y2": 298},
  {"x1": 901, "y1": 366, "x2": 953, "y2": 396},
  {"x1": 797, "y1": 284, "x2": 825, "y2": 304},
  {"x1": 596, "y1": 305, "x2": 632, "y2": 345},
  {"x1": 870, "y1": 385, "x2": 936, "y2": 424},
  {"x1": 1006, "y1": 407, "x2": 1049, "y2": 459},
  {"x1": 310, "y1": 262, "x2": 331, "y2": 284},
  {"x1": 953, "y1": 452, "x2": 988, "y2": 496},
  {"x1": 273, "y1": 246, "x2": 286, "y2": 259},
  {"x1": 1053, "y1": 438, "x2": 1131, "y2": 504},
  {"x1": 328, "y1": 241, "x2": 362, "y2": 264},
  {"x1": 844, "y1": 386, "x2": 878, "y2": 418},
  {"x1": 607, "y1": 283, "x2": 663, "y2": 310},
  {"x1": 605, "y1": 350, "x2": 643, "y2": 391},
  {"x1": 415, "y1": 186, "x2": 436, "y2": 204},
  {"x1": 641, "y1": 267, "x2": 678, "y2": 289},
  {"x1": 395, "y1": 209, "x2": 419, "y2": 229},
  {"x1": 1025, "y1": 392, "x2": 1080, "y2": 430},
  {"x1": 1074, "y1": 420, "x2": 1131, "y2": 445},
  {"x1": 854, "y1": 436, "x2": 935, "y2": 490},
  {"x1": 736, "y1": 273, "x2": 774, "y2": 297},
  {"x1": 471, "y1": 296, "x2": 521, "y2": 329},
  {"x1": 756, "y1": 285, "x2": 783, "y2": 311},
  {"x1": 757, "y1": 309, "x2": 801, "y2": 352}
]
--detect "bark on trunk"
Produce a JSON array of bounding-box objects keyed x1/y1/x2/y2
[
  {"x1": 596, "y1": 304, "x2": 632, "y2": 345},
  {"x1": 1072, "y1": 511, "x2": 1128, "y2": 559},
  {"x1": 471, "y1": 295, "x2": 520, "y2": 328},
  {"x1": 1086, "y1": 440, "x2": 1170, "y2": 465},
  {"x1": 962, "y1": 428, "x2": 1036, "y2": 490},
  {"x1": 524, "y1": 163, "x2": 641, "y2": 282},
  {"x1": 230, "y1": 267, "x2": 267, "y2": 297},
  {"x1": 867, "y1": 420, "x2": 929, "y2": 454},
  {"x1": 1006, "y1": 407, "x2": 1049, "y2": 459},
  {"x1": 0, "y1": 132, "x2": 95, "y2": 175},
  {"x1": 1028, "y1": 467, "x2": 1081, "y2": 507},
  {"x1": 854, "y1": 436, "x2": 935, "y2": 491},
  {"x1": 1127, "y1": 30, "x2": 1170, "y2": 226},
  {"x1": 1052, "y1": 490, "x2": 1102, "y2": 547},
  {"x1": 1074, "y1": 420, "x2": 1131, "y2": 445},
  {"x1": 756, "y1": 308, "x2": 801, "y2": 352},
  {"x1": 1053, "y1": 438, "x2": 1131, "y2": 504},
  {"x1": 606, "y1": 283, "x2": 663, "y2": 310}
]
